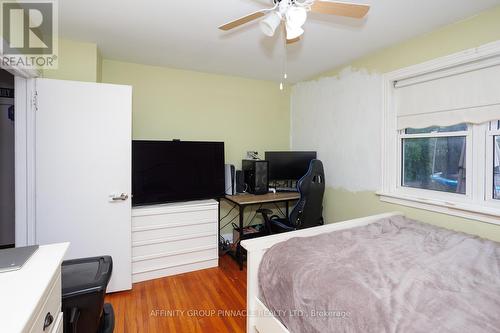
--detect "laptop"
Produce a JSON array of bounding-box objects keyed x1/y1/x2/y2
[{"x1": 0, "y1": 245, "x2": 39, "y2": 273}]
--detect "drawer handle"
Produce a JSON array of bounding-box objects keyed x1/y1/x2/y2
[{"x1": 43, "y1": 312, "x2": 54, "y2": 331}]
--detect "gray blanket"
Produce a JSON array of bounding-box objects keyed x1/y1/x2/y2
[{"x1": 258, "y1": 215, "x2": 500, "y2": 333}]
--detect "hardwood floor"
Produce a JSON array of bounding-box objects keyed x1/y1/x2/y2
[{"x1": 106, "y1": 255, "x2": 247, "y2": 333}]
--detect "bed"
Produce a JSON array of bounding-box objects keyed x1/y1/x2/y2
[{"x1": 240, "y1": 212, "x2": 500, "y2": 333}]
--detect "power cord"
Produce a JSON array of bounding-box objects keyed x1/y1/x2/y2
[
  {"x1": 274, "y1": 203, "x2": 286, "y2": 217},
  {"x1": 220, "y1": 214, "x2": 239, "y2": 231},
  {"x1": 220, "y1": 204, "x2": 236, "y2": 221},
  {"x1": 219, "y1": 235, "x2": 231, "y2": 255}
]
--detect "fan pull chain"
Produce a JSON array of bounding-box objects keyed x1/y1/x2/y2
[{"x1": 280, "y1": 25, "x2": 288, "y2": 91}]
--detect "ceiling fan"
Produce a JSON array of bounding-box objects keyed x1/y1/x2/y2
[{"x1": 219, "y1": 0, "x2": 370, "y2": 44}]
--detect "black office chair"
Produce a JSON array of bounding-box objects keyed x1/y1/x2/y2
[{"x1": 258, "y1": 159, "x2": 325, "y2": 234}]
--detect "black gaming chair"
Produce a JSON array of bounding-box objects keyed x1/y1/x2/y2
[{"x1": 258, "y1": 159, "x2": 325, "y2": 234}]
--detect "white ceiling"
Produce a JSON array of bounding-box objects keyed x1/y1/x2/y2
[{"x1": 59, "y1": 0, "x2": 500, "y2": 82}]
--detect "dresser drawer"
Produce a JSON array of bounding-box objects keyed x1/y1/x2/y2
[
  {"x1": 132, "y1": 209, "x2": 217, "y2": 229},
  {"x1": 132, "y1": 221, "x2": 216, "y2": 242},
  {"x1": 132, "y1": 233, "x2": 217, "y2": 258},
  {"x1": 130, "y1": 201, "x2": 219, "y2": 282},
  {"x1": 132, "y1": 247, "x2": 218, "y2": 274},
  {"x1": 29, "y1": 273, "x2": 61, "y2": 333}
]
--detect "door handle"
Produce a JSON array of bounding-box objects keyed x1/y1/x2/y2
[
  {"x1": 109, "y1": 193, "x2": 129, "y2": 201},
  {"x1": 43, "y1": 312, "x2": 54, "y2": 331}
]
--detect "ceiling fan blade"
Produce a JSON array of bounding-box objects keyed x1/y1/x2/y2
[
  {"x1": 311, "y1": 1, "x2": 370, "y2": 18},
  {"x1": 219, "y1": 10, "x2": 267, "y2": 31}
]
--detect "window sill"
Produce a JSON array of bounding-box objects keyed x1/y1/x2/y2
[{"x1": 376, "y1": 191, "x2": 500, "y2": 226}]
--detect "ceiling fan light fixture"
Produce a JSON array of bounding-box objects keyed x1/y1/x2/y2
[
  {"x1": 260, "y1": 11, "x2": 282, "y2": 37},
  {"x1": 219, "y1": 0, "x2": 371, "y2": 49},
  {"x1": 285, "y1": 6, "x2": 307, "y2": 28},
  {"x1": 285, "y1": 24, "x2": 304, "y2": 40},
  {"x1": 285, "y1": 6, "x2": 306, "y2": 40}
]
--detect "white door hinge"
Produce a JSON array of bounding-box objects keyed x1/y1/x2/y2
[{"x1": 32, "y1": 90, "x2": 38, "y2": 111}]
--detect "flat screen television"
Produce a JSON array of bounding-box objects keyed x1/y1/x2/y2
[
  {"x1": 132, "y1": 140, "x2": 225, "y2": 206},
  {"x1": 265, "y1": 151, "x2": 317, "y2": 181}
]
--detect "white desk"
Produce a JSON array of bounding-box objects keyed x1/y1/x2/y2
[{"x1": 0, "y1": 243, "x2": 69, "y2": 333}]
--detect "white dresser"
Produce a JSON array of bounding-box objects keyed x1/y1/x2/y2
[
  {"x1": 0, "y1": 242, "x2": 69, "y2": 333},
  {"x1": 131, "y1": 199, "x2": 219, "y2": 283}
]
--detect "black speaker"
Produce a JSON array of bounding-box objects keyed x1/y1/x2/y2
[
  {"x1": 235, "y1": 170, "x2": 246, "y2": 193},
  {"x1": 242, "y1": 160, "x2": 268, "y2": 195}
]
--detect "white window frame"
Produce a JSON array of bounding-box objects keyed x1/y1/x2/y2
[
  {"x1": 397, "y1": 127, "x2": 472, "y2": 201},
  {"x1": 486, "y1": 121, "x2": 500, "y2": 204},
  {"x1": 378, "y1": 40, "x2": 500, "y2": 225}
]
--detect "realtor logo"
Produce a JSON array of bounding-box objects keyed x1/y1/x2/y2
[{"x1": 1, "y1": 0, "x2": 58, "y2": 69}]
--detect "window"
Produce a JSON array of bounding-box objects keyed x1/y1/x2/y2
[
  {"x1": 380, "y1": 43, "x2": 500, "y2": 224},
  {"x1": 386, "y1": 119, "x2": 500, "y2": 222},
  {"x1": 492, "y1": 121, "x2": 500, "y2": 200},
  {"x1": 402, "y1": 125, "x2": 467, "y2": 194}
]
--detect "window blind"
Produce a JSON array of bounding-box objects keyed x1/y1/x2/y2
[{"x1": 394, "y1": 57, "x2": 500, "y2": 130}]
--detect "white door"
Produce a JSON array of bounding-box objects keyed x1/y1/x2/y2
[{"x1": 35, "y1": 78, "x2": 132, "y2": 292}]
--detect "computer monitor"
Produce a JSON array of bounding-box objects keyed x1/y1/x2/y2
[{"x1": 265, "y1": 151, "x2": 317, "y2": 181}]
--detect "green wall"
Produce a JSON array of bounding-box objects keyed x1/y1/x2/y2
[
  {"x1": 101, "y1": 59, "x2": 290, "y2": 167},
  {"x1": 314, "y1": 5, "x2": 500, "y2": 241},
  {"x1": 320, "y1": 6, "x2": 500, "y2": 77},
  {"x1": 40, "y1": 39, "x2": 290, "y2": 167},
  {"x1": 325, "y1": 189, "x2": 500, "y2": 241},
  {"x1": 42, "y1": 39, "x2": 101, "y2": 82}
]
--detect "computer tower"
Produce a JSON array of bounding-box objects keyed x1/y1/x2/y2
[
  {"x1": 242, "y1": 160, "x2": 269, "y2": 195},
  {"x1": 235, "y1": 170, "x2": 246, "y2": 193}
]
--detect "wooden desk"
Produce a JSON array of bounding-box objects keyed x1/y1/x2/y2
[
  {"x1": 222, "y1": 192, "x2": 300, "y2": 269},
  {"x1": 225, "y1": 192, "x2": 300, "y2": 206}
]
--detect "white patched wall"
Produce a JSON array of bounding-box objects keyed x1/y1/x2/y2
[{"x1": 291, "y1": 68, "x2": 383, "y2": 192}]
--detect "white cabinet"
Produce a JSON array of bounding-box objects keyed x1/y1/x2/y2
[
  {"x1": 131, "y1": 200, "x2": 219, "y2": 283},
  {"x1": 28, "y1": 275, "x2": 62, "y2": 333},
  {"x1": 0, "y1": 243, "x2": 69, "y2": 333}
]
